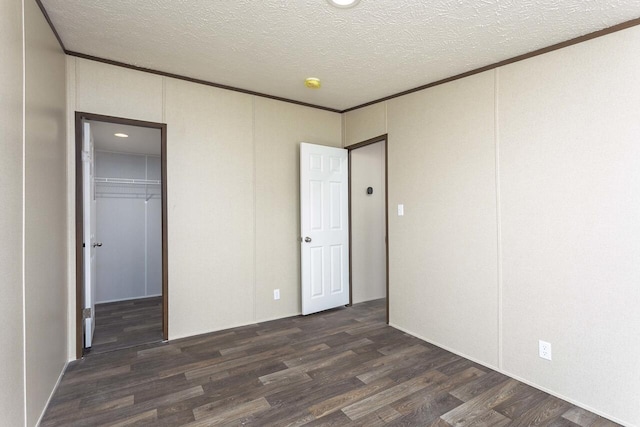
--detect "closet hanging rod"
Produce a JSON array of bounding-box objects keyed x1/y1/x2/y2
[{"x1": 95, "y1": 177, "x2": 161, "y2": 185}]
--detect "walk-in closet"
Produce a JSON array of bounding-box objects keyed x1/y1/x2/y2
[
  {"x1": 85, "y1": 120, "x2": 164, "y2": 354},
  {"x1": 95, "y1": 151, "x2": 162, "y2": 302}
]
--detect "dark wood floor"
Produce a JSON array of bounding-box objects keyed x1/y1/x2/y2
[
  {"x1": 42, "y1": 299, "x2": 618, "y2": 426},
  {"x1": 89, "y1": 296, "x2": 163, "y2": 354}
]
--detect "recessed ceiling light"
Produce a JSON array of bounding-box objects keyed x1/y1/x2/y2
[
  {"x1": 327, "y1": 0, "x2": 360, "y2": 8},
  {"x1": 305, "y1": 77, "x2": 321, "y2": 89},
  {"x1": 114, "y1": 133, "x2": 129, "y2": 138}
]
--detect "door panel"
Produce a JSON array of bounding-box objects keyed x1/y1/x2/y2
[
  {"x1": 330, "y1": 245, "x2": 344, "y2": 293},
  {"x1": 329, "y1": 182, "x2": 342, "y2": 229},
  {"x1": 82, "y1": 121, "x2": 97, "y2": 348},
  {"x1": 310, "y1": 247, "x2": 324, "y2": 297},
  {"x1": 300, "y1": 143, "x2": 349, "y2": 315},
  {"x1": 310, "y1": 180, "x2": 323, "y2": 230}
]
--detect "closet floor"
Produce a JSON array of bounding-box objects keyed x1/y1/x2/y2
[{"x1": 89, "y1": 296, "x2": 163, "y2": 355}]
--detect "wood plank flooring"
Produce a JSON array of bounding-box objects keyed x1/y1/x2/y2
[
  {"x1": 89, "y1": 297, "x2": 163, "y2": 354},
  {"x1": 42, "y1": 299, "x2": 619, "y2": 426}
]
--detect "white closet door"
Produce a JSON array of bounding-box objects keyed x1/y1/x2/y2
[{"x1": 82, "y1": 121, "x2": 97, "y2": 347}]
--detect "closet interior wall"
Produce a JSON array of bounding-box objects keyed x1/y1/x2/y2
[
  {"x1": 350, "y1": 140, "x2": 387, "y2": 304},
  {"x1": 94, "y1": 150, "x2": 162, "y2": 303}
]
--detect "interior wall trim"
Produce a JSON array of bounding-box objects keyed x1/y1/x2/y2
[
  {"x1": 34, "y1": 1, "x2": 340, "y2": 113},
  {"x1": 342, "y1": 16, "x2": 640, "y2": 112},
  {"x1": 35, "y1": 0, "x2": 640, "y2": 114},
  {"x1": 35, "y1": 0, "x2": 66, "y2": 52},
  {"x1": 65, "y1": 51, "x2": 342, "y2": 113}
]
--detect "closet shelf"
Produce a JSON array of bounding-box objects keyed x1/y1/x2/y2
[
  {"x1": 95, "y1": 177, "x2": 161, "y2": 200},
  {"x1": 95, "y1": 177, "x2": 161, "y2": 185}
]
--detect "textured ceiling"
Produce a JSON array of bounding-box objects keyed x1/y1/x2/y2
[
  {"x1": 90, "y1": 121, "x2": 161, "y2": 156},
  {"x1": 42, "y1": 0, "x2": 640, "y2": 111}
]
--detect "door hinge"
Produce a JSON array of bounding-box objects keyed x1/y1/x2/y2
[{"x1": 82, "y1": 308, "x2": 92, "y2": 319}]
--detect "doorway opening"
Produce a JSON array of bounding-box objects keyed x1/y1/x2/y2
[
  {"x1": 347, "y1": 135, "x2": 389, "y2": 323},
  {"x1": 75, "y1": 112, "x2": 168, "y2": 358}
]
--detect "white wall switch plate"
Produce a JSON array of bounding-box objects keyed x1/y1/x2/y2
[
  {"x1": 539, "y1": 340, "x2": 552, "y2": 360},
  {"x1": 397, "y1": 204, "x2": 404, "y2": 216},
  {"x1": 274, "y1": 289, "x2": 280, "y2": 300}
]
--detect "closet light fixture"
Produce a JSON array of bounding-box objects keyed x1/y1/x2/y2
[
  {"x1": 327, "y1": 0, "x2": 360, "y2": 8},
  {"x1": 114, "y1": 133, "x2": 129, "y2": 138}
]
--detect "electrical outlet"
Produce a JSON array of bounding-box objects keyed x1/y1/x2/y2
[
  {"x1": 539, "y1": 340, "x2": 552, "y2": 360},
  {"x1": 273, "y1": 289, "x2": 280, "y2": 300},
  {"x1": 397, "y1": 204, "x2": 404, "y2": 216}
]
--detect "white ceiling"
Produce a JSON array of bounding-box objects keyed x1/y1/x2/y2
[
  {"x1": 89, "y1": 120, "x2": 161, "y2": 156},
  {"x1": 43, "y1": 0, "x2": 640, "y2": 111}
]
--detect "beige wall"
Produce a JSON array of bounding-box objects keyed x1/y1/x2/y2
[
  {"x1": 254, "y1": 98, "x2": 342, "y2": 321},
  {"x1": 66, "y1": 58, "x2": 342, "y2": 344},
  {"x1": 344, "y1": 102, "x2": 387, "y2": 146},
  {"x1": 165, "y1": 78, "x2": 255, "y2": 338},
  {"x1": 76, "y1": 59, "x2": 164, "y2": 122},
  {"x1": 345, "y1": 25, "x2": 640, "y2": 426},
  {"x1": 350, "y1": 140, "x2": 387, "y2": 304},
  {"x1": 0, "y1": 1, "x2": 68, "y2": 426},
  {"x1": 388, "y1": 71, "x2": 500, "y2": 367},
  {"x1": 0, "y1": 1, "x2": 26, "y2": 425},
  {"x1": 498, "y1": 27, "x2": 640, "y2": 426},
  {"x1": 24, "y1": 0, "x2": 68, "y2": 424}
]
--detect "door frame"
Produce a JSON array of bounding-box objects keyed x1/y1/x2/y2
[
  {"x1": 75, "y1": 111, "x2": 168, "y2": 359},
  {"x1": 346, "y1": 134, "x2": 389, "y2": 323}
]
